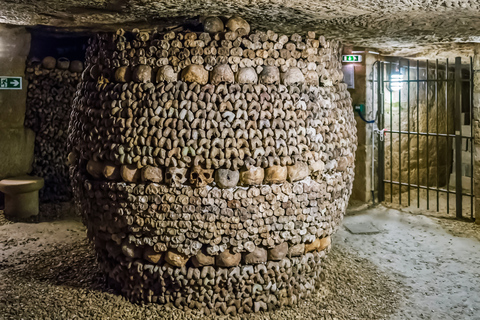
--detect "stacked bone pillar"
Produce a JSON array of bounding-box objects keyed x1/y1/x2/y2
[
  {"x1": 25, "y1": 57, "x2": 84, "y2": 202},
  {"x1": 68, "y1": 16, "x2": 357, "y2": 315}
]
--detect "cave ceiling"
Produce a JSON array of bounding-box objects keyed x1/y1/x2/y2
[{"x1": 1, "y1": 0, "x2": 479, "y2": 58}]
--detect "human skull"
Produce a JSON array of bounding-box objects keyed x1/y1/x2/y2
[
  {"x1": 287, "y1": 162, "x2": 310, "y2": 182},
  {"x1": 263, "y1": 165, "x2": 287, "y2": 184},
  {"x1": 165, "y1": 249, "x2": 189, "y2": 267},
  {"x1": 115, "y1": 66, "x2": 131, "y2": 82},
  {"x1": 181, "y1": 64, "x2": 209, "y2": 85},
  {"x1": 156, "y1": 65, "x2": 177, "y2": 82},
  {"x1": 120, "y1": 164, "x2": 141, "y2": 183},
  {"x1": 70, "y1": 60, "x2": 84, "y2": 73},
  {"x1": 141, "y1": 166, "x2": 163, "y2": 183},
  {"x1": 215, "y1": 169, "x2": 240, "y2": 188},
  {"x1": 42, "y1": 56, "x2": 56, "y2": 69},
  {"x1": 190, "y1": 166, "x2": 214, "y2": 188},
  {"x1": 56, "y1": 57, "x2": 70, "y2": 70},
  {"x1": 165, "y1": 167, "x2": 188, "y2": 187},
  {"x1": 210, "y1": 64, "x2": 234, "y2": 85},
  {"x1": 203, "y1": 16, "x2": 224, "y2": 33},
  {"x1": 86, "y1": 159, "x2": 104, "y2": 179},
  {"x1": 281, "y1": 67, "x2": 305, "y2": 86},
  {"x1": 259, "y1": 66, "x2": 280, "y2": 84},
  {"x1": 225, "y1": 15, "x2": 250, "y2": 35},
  {"x1": 239, "y1": 166, "x2": 264, "y2": 185},
  {"x1": 235, "y1": 67, "x2": 258, "y2": 84},
  {"x1": 132, "y1": 64, "x2": 152, "y2": 83},
  {"x1": 103, "y1": 163, "x2": 121, "y2": 180}
]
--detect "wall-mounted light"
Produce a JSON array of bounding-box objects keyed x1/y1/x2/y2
[{"x1": 387, "y1": 66, "x2": 403, "y2": 92}]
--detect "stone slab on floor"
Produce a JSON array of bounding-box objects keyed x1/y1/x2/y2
[{"x1": 344, "y1": 221, "x2": 381, "y2": 234}]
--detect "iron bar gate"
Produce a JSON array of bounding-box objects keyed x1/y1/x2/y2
[{"x1": 375, "y1": 57, "x2": 474, "y2": 219}]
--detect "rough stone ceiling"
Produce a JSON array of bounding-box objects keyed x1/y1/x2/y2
[{"x1": 1, "y1": 0, "x2": 479, "y2": 58}]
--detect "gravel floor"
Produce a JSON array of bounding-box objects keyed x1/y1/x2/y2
[{"x1": 0, "y1": 206, "x2": 402, "y2": 320}]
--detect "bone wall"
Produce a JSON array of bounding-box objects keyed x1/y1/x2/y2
[
  {"x1": 68, "y1": 16, "x2": 357, "y2": 314},
  {"x1": 25, "y1": 57, "x2": 84, "y2": 202}
]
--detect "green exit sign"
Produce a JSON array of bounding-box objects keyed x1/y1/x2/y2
[
  {"x1": 0, "y1": 76, "x2": 22, "y2": 90},
  {"x1": 342, "y1": 55, "x2": 362, "y2": 63}
]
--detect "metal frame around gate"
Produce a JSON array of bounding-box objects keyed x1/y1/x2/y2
[{"x1": 376, "y1": 57, "x2": 474, "y2": 219}]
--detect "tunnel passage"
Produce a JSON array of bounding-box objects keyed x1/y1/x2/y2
[{"x1": 67, "y1": 16, "x2": 357, "y2": 315}]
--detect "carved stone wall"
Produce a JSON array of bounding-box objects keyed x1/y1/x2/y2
[{"x1": 68, "y1": 16, "x2": 357, "y2": 315}]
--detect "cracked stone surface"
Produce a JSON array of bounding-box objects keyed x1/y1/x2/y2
[{"x1": 0, "y1": 0, "x2": 479, "y2": 58}]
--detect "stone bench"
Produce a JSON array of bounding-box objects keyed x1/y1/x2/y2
[{"x1": 0, "y1": 175, "x2": 44, "y2": 219}]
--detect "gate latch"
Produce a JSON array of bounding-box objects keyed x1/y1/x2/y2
[{"x1": 374, "y1": 128, "x2": 387, "y2": 141}]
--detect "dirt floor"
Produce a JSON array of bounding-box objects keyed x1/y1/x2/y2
[{"x1": 0, "y1": 203, "x2": 479, "y2": 320}]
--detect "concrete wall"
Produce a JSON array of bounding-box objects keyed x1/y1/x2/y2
[{"x1": 0, "y1": 25, "x2": 33, "y2": 180}]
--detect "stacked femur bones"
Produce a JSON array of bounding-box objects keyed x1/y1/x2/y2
[{"x1": 68, "y1": 15, "x2": 357, "y2": 315}]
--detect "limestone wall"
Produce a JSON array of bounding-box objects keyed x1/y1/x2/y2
[
  {"x1": 0, "y1": 26, "x2": 34, "y2": 181},
  {"x1": 384, "y1": 65, "x2": 455, "y2": 196},
  {"x1": 68, "y1": 16, "x2": 357, "y2": 314},
  {"x1": 344, "y1": 50, "x2": 377, "y2": 203}
]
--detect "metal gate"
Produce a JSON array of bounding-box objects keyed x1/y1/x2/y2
[{"x1": 375, "y1": 57, "x2": 474, "y2": 219}]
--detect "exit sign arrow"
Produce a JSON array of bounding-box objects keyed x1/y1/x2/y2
[
  {"x1": 0, "y1": 76, "x2": 22, "y2": 90},
  {"x1": 342, "y1": 55, "x2": 362, "y2": 63}
]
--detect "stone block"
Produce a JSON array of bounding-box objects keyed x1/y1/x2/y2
[{"x1": 0, "y1": 175, "x2": 43, "y2": 219}]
